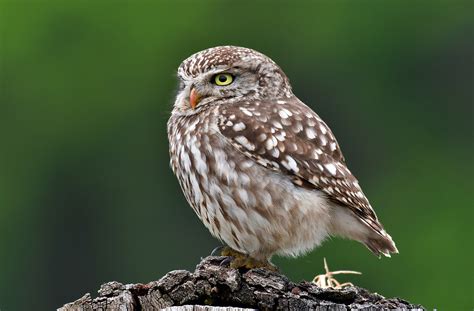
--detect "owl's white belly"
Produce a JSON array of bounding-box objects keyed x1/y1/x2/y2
[
  {"x1": 170, "y1": 117, "x2": 332, "y2": 260},
  {"x1": 232, "y1": 166, "x2": 333, "y2": 259}
]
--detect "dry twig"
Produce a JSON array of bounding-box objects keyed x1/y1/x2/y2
[{"x1": 312, "y1": 258, "x2": 362, "y2": 289}]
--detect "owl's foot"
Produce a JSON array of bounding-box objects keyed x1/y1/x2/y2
[
  {"x1": 230, "y1": 255, "x2": 279, "y2": 272},
  {"x1": 312, "y1": 258, "x2": 361, "y2": 289},
  {"x1": 219, "y1": 246, "x2": 242, "y2": 258},
  {"x1": 219, "y1": 246, "x2": 278, "y2": 271}
]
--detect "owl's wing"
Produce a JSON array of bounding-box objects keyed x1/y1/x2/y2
[{"x1": 217, "y1": 97, "x2": 383, "y2": 235}]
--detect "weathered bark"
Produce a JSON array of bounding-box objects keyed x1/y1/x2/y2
[{"x1": 59, "y1": 256, "x2": 424, "y2": 310}]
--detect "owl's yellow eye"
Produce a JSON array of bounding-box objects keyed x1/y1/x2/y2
[{"x1": 213, "y1": 73, "x2": 234, "y2": 86}]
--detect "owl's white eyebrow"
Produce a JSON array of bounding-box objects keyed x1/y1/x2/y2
[{"x1": 207, "y1": 67, "x2": 230, "y2": 75}]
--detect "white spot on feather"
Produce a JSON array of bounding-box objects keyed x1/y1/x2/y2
[
  {"x1": 265, "y1": 138, "x2": 276, "y2": 150},
  {"x1": 239, "y1": 107, "x2": 253, "y2": 116},
  {"x1": 293, "y1": 122, "x2": 303, "y2": 133},
  {"x1": 257, "y1": 133, "x2": 267, "y2": 142},
  {"x1": 320, "y1": 135, "x2": 327, "y2": 146},
  {"x1": 278, "y1": 109, "x2": 291, "y2": 119},
  {"x1": 306, "y1": 128, "x2": 316, "y2": 139},
  {"x1": 274, "y1": 131, "x2": 286, "y2": 141},
  {"x1": 270, "y1": 148, "x2": 280, "y2": 158},
  {"x1": 283, "y1": 155, "x2": 299, "y2": 173},
  {"x1": 319, "y1": 124, "x2": 327, "y2": 134},
  {"x1": 233, "y1": 122, "x2": 246, "y2": 131},
  {"x1": 324, "y1": 163, "x2": 337, "y2": 175},
  {"x1": 235, "y1": 136, "x2": 255, "y2": 151},
  {"x1": 272, "y1": 121, "x2": 283, "y2": 129}
]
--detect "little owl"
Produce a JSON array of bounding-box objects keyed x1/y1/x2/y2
[{"x1": 167, "y1": 46, "x2": 397, "y2": 270}]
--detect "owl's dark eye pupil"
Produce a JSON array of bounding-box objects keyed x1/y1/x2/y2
[{"x1": 218, "y1": 75, "x2": 227, "y2": 82}]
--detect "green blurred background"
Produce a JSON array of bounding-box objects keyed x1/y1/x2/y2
[{"x1": 0, "y1": 1, "x2": 472, "y2": 310}]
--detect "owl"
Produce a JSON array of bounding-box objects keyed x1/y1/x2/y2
[{"x1": 167, "y1": 46, "x2": 397, "y2": 269}]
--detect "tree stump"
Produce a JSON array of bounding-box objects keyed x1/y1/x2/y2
[{"x1": 59, "y1": 256, "x2": 424, "y2": 310}]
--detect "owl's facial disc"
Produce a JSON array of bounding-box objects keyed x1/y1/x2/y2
[
  {"x1": 188, "y1": 72, "x2": 234, "y2": 109},
  {"x1": 180, "y1": 68, "x2": 247, "y2": 111}
]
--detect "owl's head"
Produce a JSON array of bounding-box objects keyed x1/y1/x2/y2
[{"x1": 174, "y1": 46, "x2": 292, "y2": 113}]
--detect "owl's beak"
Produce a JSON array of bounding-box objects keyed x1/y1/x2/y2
[{"x1": 189, "y1": 87, "x2": 201, "y2": 109}]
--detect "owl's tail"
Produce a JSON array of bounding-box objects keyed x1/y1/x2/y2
[
  {"x1": 329, "y1": 205, "x2": 399, "y2": 257},
  {"x1": 364, "y1": 231, "x2": 399, "y2": 258}
]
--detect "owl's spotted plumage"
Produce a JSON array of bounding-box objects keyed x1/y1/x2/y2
[{"x1": 168, "y1": 46, "x2": 397, "y2": 263}]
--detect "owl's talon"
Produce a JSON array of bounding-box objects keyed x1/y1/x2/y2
[
  {"x1": 219, "y1": 256, "x2": 233, "y2": 267},
  {"x1": 211, "y1": 245, "x2": 225, "y2": 256}
]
